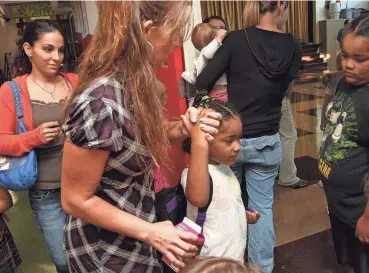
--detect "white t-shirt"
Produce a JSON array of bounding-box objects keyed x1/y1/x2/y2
[{"x1": 181, "y1": 164, "x2": 247, "y2": 262}]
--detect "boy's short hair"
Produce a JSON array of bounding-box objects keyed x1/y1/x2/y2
[{"x1": 191, "y1": 23, "x2": 217, "y2": 52}]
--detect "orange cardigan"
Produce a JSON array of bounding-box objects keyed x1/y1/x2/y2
[{"x1": 0, "y1": 73, "x2": 78, "y2": 157}]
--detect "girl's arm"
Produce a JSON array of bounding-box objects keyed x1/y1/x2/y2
[
  {"x1": 0, "y1": 188, "x2": 13, "y2": 213},
  {"x1": 185, "y1": 122, "x2": 210, "y2": 208}
]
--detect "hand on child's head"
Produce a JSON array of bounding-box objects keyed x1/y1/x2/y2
[{"x1": 215, "y1": 29, "x2": 227, "y2": 43}]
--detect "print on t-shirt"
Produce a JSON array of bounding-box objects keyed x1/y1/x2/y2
[{"x1": 319, "y1": 90, "x2": 358, "y2": 179}]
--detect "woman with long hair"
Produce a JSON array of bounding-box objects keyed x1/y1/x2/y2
[
  {"x1": 61, "y1": 2, "x2": 221, "y2": 272},
  {"x1": 0, "y1": 20, "x2": 78, "y2": 273},
  {"x1": 196, "y1": 1, "x2": 302, "y2": 272}
]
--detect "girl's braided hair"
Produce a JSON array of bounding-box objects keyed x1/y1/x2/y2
[{"x1": 183, "y1": 92, "x2": 239, "y2": 154}]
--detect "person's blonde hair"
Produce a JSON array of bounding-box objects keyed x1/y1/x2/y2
[
  {"x1": 191, "y1": 23, "x2": 217, "y2": 51},
  {"x1": 243, "y1": 1, "x2": 285, "y2": 28},
  {"x1": 180, "y1": 257, "x2": 262, "y2": 273},
  {"x1": 64, "y1": 1, "x2": 192, "y2": 168}
]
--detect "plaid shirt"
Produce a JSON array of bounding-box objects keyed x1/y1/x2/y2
[
  {"x1": 0, "y1": 217, "x2": 21, "y2": 273},
  {"x1": 63, "y1": 77, "x2": 162, "y2": 273}
]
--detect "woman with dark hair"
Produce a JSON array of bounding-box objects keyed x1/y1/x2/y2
[
  {"x1": 202, "y1": 15, "x2": 227, "y2": 30},
  {"x1": 0, "y1": 20, "x2": 78, "y2": 273},
  {"x1": 196, "y1": 1, "x2": 302, "y2": 273}
]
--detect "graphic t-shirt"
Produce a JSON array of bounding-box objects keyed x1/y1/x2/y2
[
  {"x1": 181, "y1": 164, "x2": 247, "y2": 262},
  {"x1": 319, "y1": 79, "x2": 369, "y2": 227}
]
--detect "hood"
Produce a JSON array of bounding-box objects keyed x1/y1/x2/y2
[{"x1": 245, "y1": 26, "x2": 298, "y2": 79}]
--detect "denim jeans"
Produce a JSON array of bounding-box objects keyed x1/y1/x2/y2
[
  {"x1": 279, "y1": 97, "x2": 300, "y2": 186},
  {"x1": 232, "y1": 133, "x2": 282, "y2": 273},
  {"x1": 29, "y1": 188, "x2": 68, "y2": 273}
]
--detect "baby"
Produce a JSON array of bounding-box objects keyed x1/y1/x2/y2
[{"x1": 182, "y1": 23, "x2": 228, "y2": 103}]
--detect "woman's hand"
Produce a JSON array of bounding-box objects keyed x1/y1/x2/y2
[
  {"x1": 146, "y1": 221, "x2": 199, "y2": 269},
  {"x1": 181, "y1": 107, "x2": 221, "y2": 142},
  {"x1": 38, "y1": 121, "x2": 60, "y2": 143}
]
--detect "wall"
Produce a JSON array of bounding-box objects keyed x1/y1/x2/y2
[
  {"x1": 314, "y1": 0, "x2": 369, "y2": 43},
  {"x1": 72, "y1": 1, "x2": 95, "y2": 51},
  {"x1": 182, "y1": 0, "x2": 202, "y2": 71},
  {"x1": 84, "y1": 1, "x2": 98, "y2": 35},
  {"x1": 0, "y1": 19, "x2": 18, "y2": 74}
]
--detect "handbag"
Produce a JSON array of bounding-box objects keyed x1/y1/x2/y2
[
  {"x1": 155, "y1": 173, "x2": 213, "y2": 227},
  {"x1": 0, "y1": 81, "x2": 38, "y2": 191}
]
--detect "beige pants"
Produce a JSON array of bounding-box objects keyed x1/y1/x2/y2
[{"x1": 278, "y1": 96, "x2": 300, "y2": 186}]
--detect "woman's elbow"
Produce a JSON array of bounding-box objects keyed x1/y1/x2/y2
[
  {"x1": 61, "y1": 193, "x2": 74, "y2": 215},
  {"x1": 61, "y1": 190, "x2": 83, "y2": 216}
]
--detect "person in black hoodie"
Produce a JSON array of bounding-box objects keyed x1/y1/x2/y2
[{"x1": 196, "y1": 1, "x2": 302, "y2": 273}]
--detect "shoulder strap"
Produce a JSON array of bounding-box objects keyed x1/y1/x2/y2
[
  {"x1": 7, "y1": 81, "x2": 23, "y2": 119},
  {"x1": 195, "y1": 173, "x2": 213, "y2": 228},
  {"x1": 62, "y1": 76, "x2": 72, "y2": 92}
]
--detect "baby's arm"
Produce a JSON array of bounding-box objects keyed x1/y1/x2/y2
[
  {"x1": 182, "y1": 62, "x2": 197, "y2": 85},
  {"x1": 202, "y1": 29, "x2": 227, "y2": 60},
  {"x1": 0, "y1": 187, "x2": 13, "y2": 214}
]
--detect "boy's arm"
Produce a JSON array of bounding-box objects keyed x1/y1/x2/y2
[{"x1": 356, "y1": 174, "x2": 369, "y2": 243}]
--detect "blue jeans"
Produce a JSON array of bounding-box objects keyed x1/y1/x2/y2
[
  {"x1": 29, "y1": 188, "x2": 68, "y2": 273},
  {"x1": 232, "y1": 133, "x2": 282, "y2": 273}
]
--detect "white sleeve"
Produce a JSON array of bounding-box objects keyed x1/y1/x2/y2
[
  {"x1": 201, "y1": 39, "x2": 221, "y2": 60},
  {"x1": 181, "y1": 71, "x2": 196, "y2": 85},
  {"x1": 181, "y1": 60, "x2": 198, "y2": 85},
  {"x1": 195, "y1": 39, "x2": 221, "y2": 77},
  {"x1": 180, "y1": 168, "x2": 189, "y2": 194}
]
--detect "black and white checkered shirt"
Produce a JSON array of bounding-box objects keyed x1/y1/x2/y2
[{"x1": 63, "y1": 76, "x2": 162, "y2": 273}]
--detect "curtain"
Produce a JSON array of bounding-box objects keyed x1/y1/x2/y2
[
  {"x1": 201, "y1": 1, "x2": 245, "y2": 31},
  {"x1": 201, "y1": 1, "x2": 309, "y2": 42},
  {"x1": 284, "y1": 1, "x2": 309, "y2": 42}
]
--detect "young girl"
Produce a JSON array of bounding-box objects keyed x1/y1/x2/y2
[
  {"x1": 319, "y1": 14, "x2": 369, "y2": 273},
  {"x1": 182, "y1": 23, "x2": 228, "y2": 102},
  {"x1": 181, "y1": 257, "x2": 261, "y2": 273},
  {"x1": 0, "y1": 188, "x2": 21, "y2": 273},
  {"x1": 181, "y1": 95, "x2": 259, "y2": 262}
]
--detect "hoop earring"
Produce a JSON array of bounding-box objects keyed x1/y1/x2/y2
[{"x1": 147, "y1": 41, "x2": 153, "y2": 52}]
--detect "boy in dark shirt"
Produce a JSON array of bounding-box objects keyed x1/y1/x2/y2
[{"x1": 319, "y1": 14, "x2": 369, "y2": 273}]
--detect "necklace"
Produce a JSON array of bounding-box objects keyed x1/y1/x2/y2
[{"x1": 31, "y1": 78, "x2": 57, "y2": 99}]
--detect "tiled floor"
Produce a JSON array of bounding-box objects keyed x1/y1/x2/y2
[
  {"x1": 7, "y1": 82, "x2": 337, "y2": 273},
  {"x1": 273, "y1": 82, "x2": 341, "y2": 272}
]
